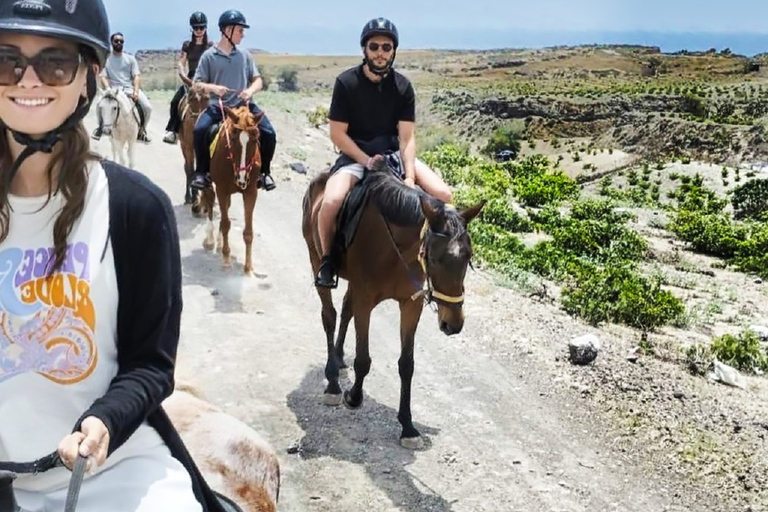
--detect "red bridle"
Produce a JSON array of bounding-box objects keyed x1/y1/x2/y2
[{"x1": 217, "y1": 98, "x2": 261, "y2": 190}]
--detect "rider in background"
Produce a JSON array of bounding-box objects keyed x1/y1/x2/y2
[
  {"x1": 190, "y1": 9, "x2": 277, "y2": 191},
  {"x1": 92, "y1": 32, "x2": 152, "y2": 143},
  {"x1": 163, "y1": 12, "x2": 212, "y2": 145},
  {"x1": 314, "y1": 17, "x2": 453, "y2": 288},
  {"x1": 0, "y1": 0, "x2": 225, "y2": 510}
]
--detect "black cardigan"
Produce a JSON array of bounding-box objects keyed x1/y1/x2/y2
[{"x1": 70, "y1": 160, "x2": 230, "y2": 512}]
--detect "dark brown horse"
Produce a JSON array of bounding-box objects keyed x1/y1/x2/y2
[
  {"x1": 197, "y1": 103, "x2": 263, "y2": 275},
  {"x1": 178, "y1": 76, "x2": 212, "y2": 216},
  {"x1": 301, "y1": 157, "x2": 485, "y2": 449}
]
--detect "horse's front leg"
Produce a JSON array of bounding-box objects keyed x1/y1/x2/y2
[
  {"x1": 127, "y1": 140, "x2": 135, "y2": 168},
  {"x1": 343, "y1": 299, "x2": 372, "y2": 410},
  {"x1": 397, "y1": 298, "x2": 424, "y2": 449},
  {"x1": 216, "y1": 189, "x2": 232, "y2": 267},
  {"x1": 242, "y1": 188, "x2": 257, "y2": 275},
  {"x1": 110, "y1": 137, "x2": 122, "y2": 165},
  {"x1": 334, "y1": 289, "x2": 353, "y2": 377}
]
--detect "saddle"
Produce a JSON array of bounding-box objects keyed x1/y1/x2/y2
[{"x1": 332, "y1": 151, "x2": 405, "y2": 256}]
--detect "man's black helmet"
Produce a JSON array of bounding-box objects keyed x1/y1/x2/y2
[
  {"x1": 0, "y1": 0, "x2": 111, "y2": 66},
  {"x1": 189, "y1": 11, "x2": 207, "y2": 27},
  {"x1": 360, "y1": 17, "x2": 399, "y2": 49},
  {"x1": 218, "y1": 9, "x2": 249, "y2": 29}
]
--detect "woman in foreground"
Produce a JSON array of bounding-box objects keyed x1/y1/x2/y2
[{"x1": 0, "y1": 0, "x2": 227, "y2": 510}]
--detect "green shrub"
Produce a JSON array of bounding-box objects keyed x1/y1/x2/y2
[
  {"x1": 482, "y1": 125, "x2": 521, "y2": 160},
  {"x1": 731, "y1": 178, "x2": 768, "y2": 220}
]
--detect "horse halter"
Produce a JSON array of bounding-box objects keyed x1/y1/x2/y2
[
  {"x1": 217, "y1": 98, "x2": 260, "y2": 190},
  {"x1": 383, "y1": 215, "x2": 465, "y2": 309},
  {"x1": 414, "y1": 219, "x2": 465, "y2": 307},
  {"x1": 98, "y1": 93, "x2": 121, "y2": 130}
]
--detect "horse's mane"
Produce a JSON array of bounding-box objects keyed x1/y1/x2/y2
[{"x1": 363, "y1": 161, "x2": 462, "y2": 233}]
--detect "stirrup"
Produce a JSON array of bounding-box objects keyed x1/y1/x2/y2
[{"x1": 314, "y1": 260, "x2": 338, "y2": 288}]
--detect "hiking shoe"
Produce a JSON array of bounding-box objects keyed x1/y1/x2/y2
[
  {"x1": 314, "y1": 256, "x2": 337, "y2": 288},
  {"x1": 259, "y1": 173, "x2": 276, "y2": 191},
  {"x1": 163, "y1": 131, "x2": 177, "y2": 144},
  {"x1": 190, "y1": 172, "x2": 211, "y2": 190}
]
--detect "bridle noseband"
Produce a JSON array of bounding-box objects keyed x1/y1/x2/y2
[{"x1": 383, "y1": 215, "x2": 466, "y2": 309}]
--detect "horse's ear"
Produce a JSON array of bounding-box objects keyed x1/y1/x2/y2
[
  {"x1": 459, "y1": 200, "x2": 486, "y2": 224},
  {"x1": 223, "y1": 106, "x2": 238, "y2": 123},
  {"x1": 419, "y1": 195, "x2": 444, "y2": 227}
]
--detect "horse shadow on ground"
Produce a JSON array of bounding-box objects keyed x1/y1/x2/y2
[
  {"x1": 174, "y1": 203, "x2": 206, "y2": 242},
  {"x1": 287, "y1": 365, "x2": 455, "y2": 511},
  {"x1": 175, "y1": 204, "x2": 257, "y2": 314}
]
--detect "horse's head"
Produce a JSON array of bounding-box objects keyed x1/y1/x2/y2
[
  {"x1": 418, "y1": 196, "x2": 485, "y2": 335},
  {"x1": 186, "y1": 82, "x2": 209, "y2": 117},
  {"x1": 96, "y1": 87, "x2": 124, "y2": 135},
  {"x1": 222, "y1": 105, "x2": 263, "y2": 189}
]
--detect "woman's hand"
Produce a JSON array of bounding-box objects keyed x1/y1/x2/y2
[{"x1": 57, "y1": 416, "x2": 110, "y2": 473}]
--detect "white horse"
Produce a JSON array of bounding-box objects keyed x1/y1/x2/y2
[
  {"x1": 95, "y1": 87, "x2": 140, "y2": 167},
  {"x1": 162, "y1": 379, "x2": 281, "y2": 512}
]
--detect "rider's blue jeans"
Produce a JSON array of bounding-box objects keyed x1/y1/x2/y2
[{"x1": 192, "y1": 101, "x2": 276, "y2": 176}]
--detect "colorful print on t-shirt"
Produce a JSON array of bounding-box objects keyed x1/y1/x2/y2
[{"x1": 0, "y1": 241, "x2": 96, "y2": 385}]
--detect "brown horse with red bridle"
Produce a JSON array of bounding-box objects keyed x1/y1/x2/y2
[
  {"x1": 197, "y1": 101, "x2": 263, "y2": 275},
  {"x1": 302, "y1": 156, "x2": 485, "y2": 449}
]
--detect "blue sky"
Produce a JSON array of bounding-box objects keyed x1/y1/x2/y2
[{"x1": 101, "y1": 0, "x2": 768, "y2": 55}]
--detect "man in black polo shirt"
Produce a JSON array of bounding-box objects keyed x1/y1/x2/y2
[{"x1": 314, "y1": 17, "x2": 453, "y2": 288}]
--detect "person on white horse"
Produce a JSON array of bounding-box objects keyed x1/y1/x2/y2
[
  {"x1": 92, "y1": 32, "x2": 152, "y2": 143},
  {"x1": 0, "y1": 0, "x2": 239, "y2": 511}
]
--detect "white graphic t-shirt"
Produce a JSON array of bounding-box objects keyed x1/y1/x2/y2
[{"x1": 0, "y1": 161, "x2": 163, "y2": 492}]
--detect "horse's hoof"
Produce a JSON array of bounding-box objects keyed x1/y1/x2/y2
[
  {"x1": 203, "y1": 241, "x2": 215, "y2": 251},
  {"x1": 323, "y1": 393, "x2": 343, "y2": 406},
  {"x1": 400, "y1": 436, "x2": 424, "y2": 450},
  {"x1": 342, "y1": 390, "x2": 362, "y2": 410}
]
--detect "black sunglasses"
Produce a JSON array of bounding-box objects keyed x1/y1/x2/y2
[
  {"x1": 0, "y1": 45, "x2": 82, "y2": 86},
  {"x1": 112, "y1": 39, "x2": 124, "y2": 44},
  {"x1": 367, "y1": 42, "x2": 393, "y2": 53},
  {"x1": 192, "y1": 25, "x2": 206, "y2": 31}
]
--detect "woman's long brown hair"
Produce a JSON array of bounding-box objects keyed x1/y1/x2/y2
[{"x1": 0, "y1": 50, "x2": 101, "y2": 277}]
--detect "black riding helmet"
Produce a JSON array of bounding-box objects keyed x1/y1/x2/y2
[
  {"x1": 218, "y1": 9, "x2": 249, "y2": 49},
  {"x1": 0, "y1": 0, "x2": 110, "y2": 190},
  {"x1": 359, "y1": 17, "x2": 399, "y2": 77},
  {"x1": 189, "y1": 11, "x2": 207, "y2": 28},
  {"x1": 360, "y1": 17, "x2": 399, "y2": 49}
]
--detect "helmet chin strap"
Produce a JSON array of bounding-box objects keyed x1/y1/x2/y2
[
  {"x1": 0, "y1": 69, "x2": 97, "y2": 195},
  {"x1": 224, "y1": 26, "x2": 237, "y2": 50},
  {"x1": 363, "y1": 50, "x2": 396, "y2": 77}
]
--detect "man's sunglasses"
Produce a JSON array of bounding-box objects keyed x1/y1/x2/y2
[
  {"x1": 367, "y1": 42, "x2": 393, "y2": 53},
  {"x1": 0, "y1": 45, "x2": 82, "y2": 86},
  {"x1": 112, "y1": 39, "x2": 124, "y2": 44}
]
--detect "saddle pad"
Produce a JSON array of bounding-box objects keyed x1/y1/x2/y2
[
  {"x1": 209, "y1": 125, "x2": 223, "y2": 156},
  {"x1": 335, "y1": 178, "x2": 371, "y2": 255}
]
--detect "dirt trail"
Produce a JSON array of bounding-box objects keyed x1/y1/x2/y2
[{"x1": 83, "y1": 95, "x2": 691, "y2": 512}]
